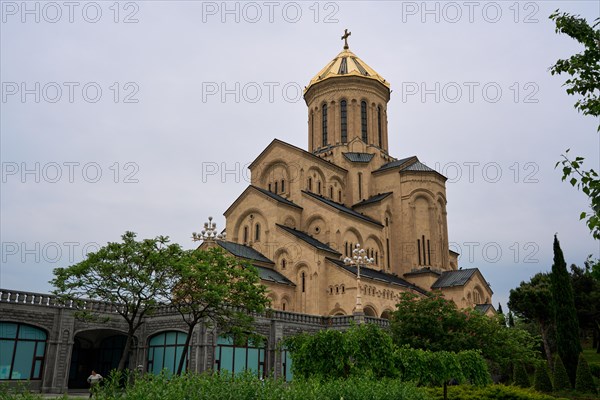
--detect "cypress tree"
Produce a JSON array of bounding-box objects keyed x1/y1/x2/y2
[
  {"x1": 533, "y1": 362, "x2": 553, "y2": 393},
  {"x1": 498, "y1": 303, "x2": 504, "y2": 314},
  {"x1": 553, "y1": 354, "x2": 572, "y2": 391},
  {"x1": 575, "y1": 353, "x2": 597, "y2": 394},
  {"x1": 550, "y1": 235, "x2": 581, "y2": 385},
  {"x1": 508, "y1": 311, "x2": 515, "y2": 327},
  {"x1": 513, "y1": 362, "x2": 530, "y2": 388}
]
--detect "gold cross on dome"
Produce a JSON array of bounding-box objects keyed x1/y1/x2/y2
[{"x1": 341, "y1": 29, "x2": 351, "y2": 49}]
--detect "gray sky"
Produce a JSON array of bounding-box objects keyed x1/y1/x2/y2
[{"x1": 1, "y1": 1, "x2": 599, "y2": 311}]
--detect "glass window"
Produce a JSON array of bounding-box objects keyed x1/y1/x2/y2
[
  {"x1": 255, "y1": 223, "x2": 261, "y2": 242},
  {"x1": 0, "y1": 323, "x2": 47, "y2": 381},
  {"x1": 214, "y1": 336, "x2": 265, "y2": 377},
  {"x1": 282, "y1": 348, "x2": 293, "y2": 381},
  {"x1": 147, "y1": 331, "x2": 188, "y2": 375},
  {"x1": 340, "y1": 100, "x2": 347, "y2": 142},
  {"x1": 377, "y1": 106, "x2": 382, "y2": 147},
  {"x1": 322, "y1": 104, "x2": 328, "y2": 146},
  {"x1": 361, "y1": 101, "x2": 368, "y2": 142}
]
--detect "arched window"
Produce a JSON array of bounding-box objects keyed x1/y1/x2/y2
[
  {"x1": 243, "y1": 226, "x2": 249, "y2": 244},
  {"x1": 255, "y1": 223, "x2": 261, "y2": 242},
  {"x1": 308, "y1": 177, "x2": 312, "y2": 191},
  {"x1": 214, "y1": 336, "x2": 265, "y2": 377},
  {"x1": 329, "y1": 186, "x2": 333, "y2": 199},
  {"x1": 377, "y1": 106, "x2": 382, "y2": 147},
  {"x1": 317, "y1": 181, "x2": 322, "y2": 194},
  {"x1": 322, "y1": 104, "x2": 328, "y2": 146},
  {"x1": 338, "y1": 190, "x2": 342, "y2": 203},
  {"x1": 268, "y1": 183, "x2": 272, "y2": 192},
  {"x1": 274, "y1": 181, "x2": 278, "y2": 194},
  {"x1": 281, "y1": 179, "x2": 285, "y2": 193},
  {"x1": 340, "y1": 100, "x2": 347, "y2": 142},
  {"x1": 361, "y1": 101, "x2": 368, "y2": 142},
  {"x1": 0, "y1": 322, "x2": 47, "y2": 380},
  {"x1": 301, "y1": 272, "x2": 306, "y2": 293},
  {"x1": 281, "y1": 259, "x2": 286, "y2": 270},
  {"x1": 147, "y1": 331, "x2": 188, "y2": 375}
]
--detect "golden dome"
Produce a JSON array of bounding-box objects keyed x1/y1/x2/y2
[{"x1": 304, "y1": 47, "x2": 390, "y2": 94}]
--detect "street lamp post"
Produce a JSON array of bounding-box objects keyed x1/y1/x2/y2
[
  {"x1": 192, "y1": 216, "x2": 226, "y2": 243},
  {"x1": 343, "y1": 243, "x2": 374, "y2": 321}
]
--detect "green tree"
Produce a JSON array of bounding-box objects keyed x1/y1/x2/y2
[
  {"x1": 575, "y1": 353, "x2": 597, "y2": 394},
  {"x1": 508, "y1": 273, "x2": 554, "y2": 365},
  {"x1": 165, "y1": 246, "x2": 270, "y2": 374},
  {"x1": 533, "y1": 362, "x2": 553, "y2": 393},
  {"x1": 570, "y1": 258, "x2": 600, "y2": 353},
  {"x1": 497, "y1": 303, "x2": 504, "y2": 314},
  {"x1": 553, "y1": 354, "x2": 572, "y2": 391},
  {"x1": 550, "y1": 235, "x2": 582, "y2": 385},
  {"x1": 549, "y1": 11, "x2": 600, "y2": 239},
  {"x1": 513, "y1": 362, "x2": 530, "y2": 388},
  {"x1": 508, "y1": 311, "x2": 515, "y2": 327},
  {"x1": 50, "y1": 231, "x2": 183, "y2": 370}
]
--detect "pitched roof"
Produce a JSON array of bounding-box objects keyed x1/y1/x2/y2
[
  {"x1": 302, "y1": 191, "x2": 383, "y2": 227},
  {"x1": 216, "y1": 240, "x2": 274, "y2": 264},
  {"x1": 402, "y1": 161, "x2": 436, "y2": 172},
  {"x1": 276, "y1": 224, "x2": 341, "y2": 255},
  {"x1": 431, "y1": 268, "x2": 478, "y2": 289},
  {"x1": 353, "y1": 192, "x2": 393, "y2": 207},
  {"x1": 403, "y1": 267, "x2": 442, "y2": 277},
  {"x1": 475, "y1": 304, "x2": 495, "y2": 314},
  {"x1": 326, "y1": 258, "x2": 428, "y2": 294},
  {"x1": 251, "y1": 185, "x2": 302, "y2": 210},
  {"x1": 254, "y1": 265, "x2": 295, "y2": 286},
  {"x1": 343, "y1": 152, "x2": 375, "y2": 163},
  {"x1": 374, "y1": 156, "x2": 416, "y2": 172}
]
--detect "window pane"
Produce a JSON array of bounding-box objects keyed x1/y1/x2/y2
[
  {"x1": 165, "y1": 332, "x2": 176, "y2": 345},
  {"x1": 217, "y1": 336, "x2": 233, "y2": 346},
  {"x1": 0, "y1": 323, "x2": 18, "y2": 339},
  {"x1": 174, "y1": 347, "x2": 186, "y2": 373},
  {"x1": 164, "y1": 346, "x2": 175, "y2": 374},
  {"x1": 35, "y1": 342, "x2": 45, "y2": 357},
  {"x1": 175, "y1": 332, "x2": 187, "y2": 345},
  {"x1": 18, "y1": 325, "x2": 46, "y2": 340},
  {"x1": 219, "y1": 347, "x2": 233, "y2": 373},
  {"x1": 152, "y1": 348, "x2": 164, "y2": 374},
  {"x1": 12, "y1": 341, "x2": 35, "y2": 379},
  {"x1": 246, "y1": 348, "x2": 258, "y2": 374},
  {"x1": 234, "y1": 347, "x2": 246, "y2": 375},
  {"x1": 33, "y1": 360, "x2": 42, "y2": 379},
  {"x1": 0, "y1": 340, "x2": 15, "y2": 379},
  {"x1": 285, "y1": 351, "x2": 293, "y2": 381},
  {"x1": 149, "y1": 334, "x2": 164, "y2": 346}
]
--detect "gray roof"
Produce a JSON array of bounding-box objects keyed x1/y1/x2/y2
[
  {"x1": 327, "y1": 258, "x2": 428, "y2": 294},
  {"x1": 403, "y1": 267, "x2": 442, "y2": 277},
  {"x1": 251, "y1": 185, "x2": 302, "y2": 210},
  {"x1": 431, "y1": 268, "x2": 478, "y2": 289},
  {"x1": 475, "y1": 304, "x2": 495, "y2": 314},
  {"x1": 216, "y1": 240, "x2": 274, "y2": 264},
  {"x1": 343, "y1": 152, "x2": 375, "y2": 163},
  {"x1": 277, "y1": 224, "x2": 341, "y2": 255},
  {"x1": 353, "y1": 192, "x2": 392, "y2": 207},
  {"x1": 402, "y1": 161, "x2": 436, "y2": 172},
  {"x1": 302, "y1": 191, "x2": 383, "y2": 226},
  {"x1": 374, "y1": 156, "x2": 416, "y2": 172},
  {"x1": 255, "y1": 265, "x2": 295, "y2": 286}
]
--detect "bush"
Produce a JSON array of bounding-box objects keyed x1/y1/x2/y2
[
  {"x1": 513, "y1": 362, "x2": 531, "y2": 388},
  {"x1": 93, "y1": 372, "x2": 429, "y2": 400},
  {"x1": 553, "y1": 354, "x2": 572, "y2": 391},
  {"x1": 575, "y1": 353, "x2": 598, "y2": 395},
  {"x1": 426, "y1": 385, "x2": 569, "y2": 400},
  {"x1": 533, "y1": 363, "x2": 553, "y2": 393},
  {"x1": 589, "y1": 363, "x2": 600, "y2": 378}
]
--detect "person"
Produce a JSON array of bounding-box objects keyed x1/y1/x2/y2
[{"x1": 87, "y1": 370, "x2": 103, "y2": 398}]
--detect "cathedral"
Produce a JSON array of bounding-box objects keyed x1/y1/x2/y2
[{"x1": 201, "y1": 32, "x2": 495, "y2": 318}]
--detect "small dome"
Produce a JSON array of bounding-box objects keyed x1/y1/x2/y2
[{"x1": 305, "y1": 47, "x2": 390, "y2": 94}]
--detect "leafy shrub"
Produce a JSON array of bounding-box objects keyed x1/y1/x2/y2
[
  {"x1": 533, "y1": 363, "x2": 553, "y2": 393},
  {"x1": 553, "y1": 354, "x2": 572, "y2": 391},
  {"x1": 575, "y1": 353, "x2": 598, "y2": 394},
  {"x1": 589, "y1": 363, "x2": 600, "y2": 378},
  {"x1": 426, "y1": 384, "x2": 569, "y2": 400},
  {"x1": 513, "y1": 362, "x2": 531, "y2": 388}
]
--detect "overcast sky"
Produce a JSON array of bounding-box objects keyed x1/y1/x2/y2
[{"x1": 1, "y1": 1, "x2": 599, "y2": 311}]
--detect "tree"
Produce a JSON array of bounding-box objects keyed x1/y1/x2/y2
[
  {"x1": 51, "y1": 232, "x2": 182, "y2": 370},
  {"x1": 549, "y1": 11, "x2": 600, "y2": 239},
  {"x1": 508, "y1": 311, "x2": 515, "y2": 328},
  {"x1": 575, "y1": 353, "x2": 597, "y2": 394},
  {"x1": 550, "y1": 235, "x2": 582, "y2": 385},
  {"x1": 497, "y1": 303, "x2": 504, "y2": 315},
  {"x1": 513, "y1": 362, "x2": 530, "y2": 388},
  {"x1": 533, "y1": 362, "x2": 553, "y2": 393},
  {"x1": 570, "y1": 258, "x2": 600, "y2": 353},
  {"x1": 165, "y1": 246, "x2": 270, "y2": 374},
  {"x1": 508, "y1": 273, "x2": 554, "y2": 365},
  {"x1": 553, "y1": 354, "x2": 572, "y2": 391}
]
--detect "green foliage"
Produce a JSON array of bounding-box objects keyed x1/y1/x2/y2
[
  {"x1": 570, "y1": 258, "x2": 600, "y2": 354},
  {"x1": 553, "y1": 354, "x2": 572, "y2": 391},
  {"x1": 166, "y1": 246, "x2": 271, "y2": 373},
  {"x1": 575, "y1": 353, "x2": 598, "y2": 394},
  {"x1": 533, "y1": 363, "x2": 553, "y2": 393},
  {"x1": 550, "y1": 236, "x2": 582, "y2": 385},
  {"x1": 549, "y1": 10, "x2": 600, "y2": 239},
  {"x1": 513, "y1": 362, "x2": 531, "y2": 388},
  {"x1": 284, "y1": 323, "x2": 396, "y2": 379},
  {"x1": 391, "y1": 292, "x2": 540, "y2": 374},
  {"x1": 50, "y1": 231, "x2": 184, "y2": 370},
  {"x1": 92, "y1": 372, "x2": 429, "y2": 400},
  {"x1": 426, "y1": 385, "x2": 569, "y2": 400}
]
